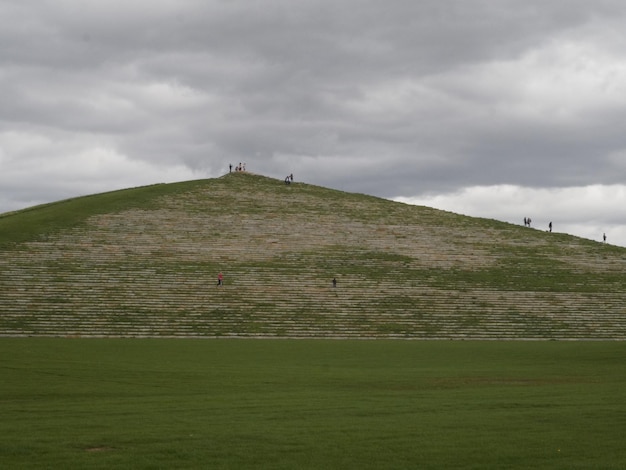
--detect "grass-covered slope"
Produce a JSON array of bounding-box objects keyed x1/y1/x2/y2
[{"x1": 1, "y1": 172, "x2": 625, "y2": 339}]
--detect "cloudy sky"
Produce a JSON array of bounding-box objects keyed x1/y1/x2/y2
[{"x1": 2, "y1": 1, "x2": 625, "y2": 246}]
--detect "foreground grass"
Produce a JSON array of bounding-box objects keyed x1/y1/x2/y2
[{"x1": 1, "y1": 339, "x2": 625, "y2": 469}]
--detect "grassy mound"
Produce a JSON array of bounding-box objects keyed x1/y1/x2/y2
[{"x1": 1, "y1": 172, "x2": 626, "y2": 339}]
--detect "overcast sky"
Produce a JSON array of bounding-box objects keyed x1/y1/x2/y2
[{"x1": 2, "y1": 1, "x2": 625, "y2": 246}]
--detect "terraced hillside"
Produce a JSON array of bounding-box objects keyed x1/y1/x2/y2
[{"x1": 1, "y1": 173, "x2": 625, "y2": 339}]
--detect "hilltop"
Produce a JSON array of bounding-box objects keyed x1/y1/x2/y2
[{"x1": 1, "y1": 172, "x2": 625, "y2": 339}]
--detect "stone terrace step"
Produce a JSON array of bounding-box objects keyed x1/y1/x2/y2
[{"x1": 2, "y1": 175, "x2": 626, "y2": 339}]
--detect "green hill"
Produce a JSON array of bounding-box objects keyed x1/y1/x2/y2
[{"x1": 1, "y1": 172, "x2": 625, "y2": 339}]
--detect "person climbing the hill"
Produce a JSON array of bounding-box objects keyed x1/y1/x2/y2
[{"x1": 217, "y1": 272, "x2": 224, "y2": 287}]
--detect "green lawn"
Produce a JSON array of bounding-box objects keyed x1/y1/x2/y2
[{"x1": 1, "y1": 339, "x2": 625, "y2": 469}]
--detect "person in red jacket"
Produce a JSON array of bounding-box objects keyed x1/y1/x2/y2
[{"x1": 217, "y1": 272, "x2": 224, "y2": 286}]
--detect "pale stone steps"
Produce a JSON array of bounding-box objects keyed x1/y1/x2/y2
[{"x1": 2, "y1": 180, "x2": 626, "y2": 339}]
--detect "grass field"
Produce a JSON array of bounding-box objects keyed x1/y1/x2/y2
[{"x1": 2, "y1": 339, "x2": 625, "y2": 469}]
